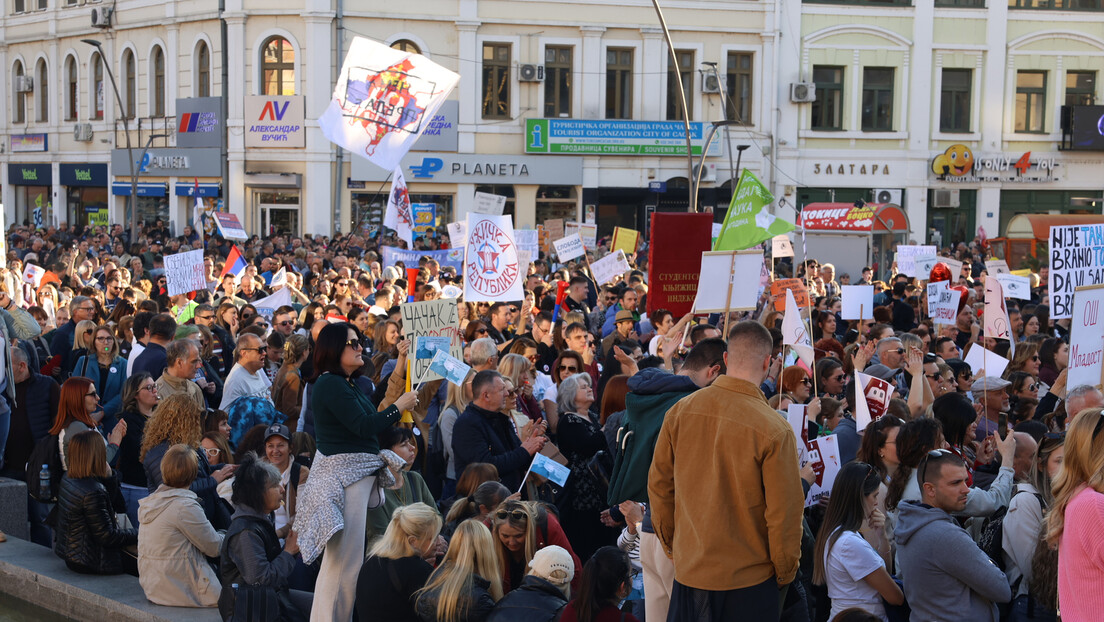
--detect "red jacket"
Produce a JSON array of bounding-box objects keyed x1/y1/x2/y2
[{"x1": 559, "y1": 603, "x2": 641, "y2": 622}]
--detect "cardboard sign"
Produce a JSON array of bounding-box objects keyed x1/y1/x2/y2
[
  {"x1": 963, "y1": 344, "x2": 1009, "y2": 379},
  {"x1": 772, "y1": 234, "x2": 794, "y2": 258},
  {"x1": 544, "y1": 218, "x2": 565, "y2": 243},
  {"x1": 591, "y1": 250, "x2": 631, "y2": 286},
  {"x1": 400, "y1": 299, "x2": 464, "y2": 382},
  {"x1": 1050, "y1": 224, "x2": 1104, "y2": 319},
  {"x1": 553, "y1": 234, "x2": 586, "y2": 262},
  {"x1": 927, "y1": 281, "x2": 959, "y2": 325},
  {"x1": 692, "y1": 251, "x2": 763, "y2": 313},
  {"x1": 986, "y1": 259, "x2": 1011, "y2": 275},
  {"x1": 648, "y1": 212, "x2": 714, "y2": 317},
  {"x1": 164, "y1": 249, "x2": 206, "y2": 296},
  {"x1": 473, "y1": 191, "x2": 507, "y2": 215},
  {"x1": 1068, "y1": 284, "x2": 1104, "y2": 390},
  {"x1": 897, "y1": 245, "x2": 937, "y2": 277},
  {"x1": 840, "y1": 285, "x2": 874, "y2": 320},
  {"x1": 611, "y1": 227, "x2": 640, "y2": 255},
  {"x1": 214, "y1": 212, "x2": 248, "y2": 240},
  {"x1": 994, "y1": 273, "x2": 1031, "y2": 301},
  {"x1": 772, "y1": 278, "x2": 810, "y2": 312}
]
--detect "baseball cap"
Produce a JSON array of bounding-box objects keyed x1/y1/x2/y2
[
  {"x1": 863, "y1": 364, "x2": 898, "y2": 381},
  {"x1": 970, "y1": 376, "x2": 1011, "y2": 393},
  {"x1": 264, "y1": 423, "x2": 291, "y2": 442},
  {"x1": 528, "y1": 545, "x2": 575, "y2": 586}
]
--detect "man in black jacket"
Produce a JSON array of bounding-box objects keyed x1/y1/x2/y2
[{"x1": 451, "y1": 370, "x2": 545, "y2": 492}]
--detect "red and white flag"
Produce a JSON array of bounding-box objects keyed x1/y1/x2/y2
[
  {"x1": 463, "y1": 213, "x2": 524, "y2": 302},
  {"x1": 854, "y1": 371, "x2": 895, "y2": 430},
  {"x1": 385, "y1": 166, "x2": 415, "y2": 248}
]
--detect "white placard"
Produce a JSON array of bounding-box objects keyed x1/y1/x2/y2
[
  {"x1": 591, "y1": 250, "x2": 631, "y2": 286},
  {"x1": 805, "y1": 435, "x2": 842, "y2": 508},
  {"x1": 553, "y1": 234, "x2": 586, "y2": 262},
  {"x1": 21, "y1": 264, "x2": 45, "y2": 288},
  {"x1": 897, "y1": 245, "x2": 937, "y2": 277},
  {"x1": 915, "y1": 254, "x2": 940, "y2": 277},
  {"x1": 473, "y1": 191, "x2": 507, "y2": 215},
  {"x1": 772, "y1": 234, "x2": 794, "y2": 258},
  {"x1": 963, "y1": 344, "x2": 1010, "y2": 379},
  {"x1": 927, "y1": 281, "x2": 959, "y2": 325},
  {"x1": 565, "y1": 222, "x2": 597, "y2": 249},
  {"x1": 986, "y1": 259, "x2": 1011, "y2": 275},
  {"x1": 1068, "y1": 285, "x2": 1104, "y2": 390},
  {"x1": 943, "y1": 258, "x2": 964, "y2": 279},
  {"x1": 515, "y1": 229, "x2": 539, "y2": 257},
  {"x1": 787, "y1": 404, "x2": 811, "y2": 466},
  {"x1": 712, "y1": 222, "x2": 723, "y2": 239},
  {"x1": 164, "y1": 249, "x2": 206, "y2": 296},
  {"x1": 994, "y1": 273, "x2": 1031, "y2": 300},
  {"x1": 447, "y1": 221, "x2": 467, "y2": 249},
  {"x1": 691, "y1": 251, "x2": 763, "y2": 313},
  {"x1": 463, "y1": 213, "x2": 525, "y2": 302},
  {"x1": 840, "y1": 285, "x2": 874, "y2": 320}
]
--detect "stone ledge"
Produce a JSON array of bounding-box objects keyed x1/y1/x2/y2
[{"x1": 0, "y1": 536, "x2": 221, "y2": 622}]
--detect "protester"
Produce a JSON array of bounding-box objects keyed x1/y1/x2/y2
[
  {"x1": 51, "y1": 376, "x2": 127, "y2": 470},
  {"x1": 155, "y1": 339, "x2": 206, "y2": 412},
  {"x1": 115, "y1": 372, "x2": 159, "y2": 528},
  {"x1": 559, "y1": 546, "x2": 640, "y2": 622},
  {"x1": 355, "y1": 502, "x2": 442, "y2": 622},
  {"x1": 485, "y1": 545, "x2": 573, "y2": 622},
  {"x1": 71, "y1": 325, "x2": 127, "y2": 420},
  {"x1": 365, "y1": 425, "x2": 439, "y2": 547},
  {"x1": 415, "y1": 519, "x2": 502, "y2": 622},
  {"x1": 491, "y1": 500, "x2": 582, "y2": 594}
]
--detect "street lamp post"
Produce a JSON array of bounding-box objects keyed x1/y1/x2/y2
[
  {"x1": 81, "y1": 39, "x2": 139, "y2": 243},
  {"x1": 693, "y1": 121, "x2": 744, "y2": 210}
]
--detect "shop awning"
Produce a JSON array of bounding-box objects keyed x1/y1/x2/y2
[
  {"x1": 1003, "y1": 213, "x2": 1104, "y2": 241},
  {"x1": 111, "y1": 182, "x2": 168, "y2": 197},
  {"x1": 174, "y1": 182, "x2": 222, "y2": 198},
  {"x1": 798, "y1": 203, "x2": 909, "y2": 233}
]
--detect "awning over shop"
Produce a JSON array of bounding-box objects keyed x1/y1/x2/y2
[
  {"x1": 174, "y1": 182, "x2": 222, "y2": 197},
  {"x1": 798, "y1": 203, "x2": 909, "y2": 233},
  {"x1": 1003, "y1": 213, "x2": 1104, "y2": 241},
  {"x1": 111, "y1": 182, "x2": 168, "y2": 197}
]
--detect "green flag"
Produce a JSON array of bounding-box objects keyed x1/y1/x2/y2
[{"x1": 713, "y1": 170, "x2": 793, "y2": 251}]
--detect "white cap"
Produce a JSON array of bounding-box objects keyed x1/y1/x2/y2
[{"x1": 528, "y1": 545, "x2": 574, "y2": 586}]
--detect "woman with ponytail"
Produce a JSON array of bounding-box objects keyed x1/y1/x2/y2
[
  {"x1": 560, "y1": 546, "x2": 639, "y2": 622},
  {"x1": 443, "y1": 481, "x2": 510, "y2": 540}
]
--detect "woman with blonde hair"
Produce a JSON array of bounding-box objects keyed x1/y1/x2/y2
[
  {"x1": 491, "y1": 500, "x2": 581, "y2": 594},
  {"x1": 355, "y1": 503, "x2": 443, "y2": 622},
  {"x1": 1006, "y1": 341, "x2": 1042, "y2": 379},
  {"x1": 416, "y1": 520, "x2": 503, "y2": 622},
  {"x1": 69, "y1": 319, "x2": 99, "y2": 375},
  {"x1": 498, "y1": 353, "x2": 541, "y2": 422},
  {"x1": 1046, "y1": 409, "x2": 1104, "y2": 621}
]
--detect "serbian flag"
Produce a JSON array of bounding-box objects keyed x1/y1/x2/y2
[
  {"x1": 219, "y1": 246, "x2": 248, "y2": 285},
  {"x1": 406, "y1": 267, "x2": 419, "y2": 302},
  {"x1": 552, "y1": 281, "x2": 570, "y2": 322}
]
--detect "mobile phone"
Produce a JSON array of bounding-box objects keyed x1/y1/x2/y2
[{"x1": 997, "y1": 412, "x2": 1008, "y2": 440}]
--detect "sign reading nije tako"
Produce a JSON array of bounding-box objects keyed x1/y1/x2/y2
[{"x1": 1050, "y1": 224, "x2": 1104, "y2": 319}]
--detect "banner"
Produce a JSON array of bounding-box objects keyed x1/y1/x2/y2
[
  {"x1": 380, "y1": 246, "x2": 464, "y2": 272},
  {"x1": 402, "y1": 300, "x2": 464, "y2": 382},
  {"x1": 552, "y1": 234, "x2": 586, "y2": 262},
  {"x1": 591, "y1": 250, "x2": 631, "y2": 286},
  {"x1": 1049, "y1": 224, "x2": 1104, "y2": 319},
  {"x1": 927, "y1": 281, "x2": 959, "y2": 325},
  {"x1": 164, "y1": 249, "x2": 206, "y2": 296},
  {"x1": 782, "y1": 289, "x2": 814, "y2": 367},
  {"x1": 385, "y1": 166, "x2": 415, "y2": 247},
  {"x1": 1068, "y1": 284, "x2": 1104, "y2": 390},
  {"x1": 252, "y1": 287, "x2": 292, "y2": 320},
  {"x1": 463, "y1": 213, "x2": 525, "y2": 302},
  {"x1": 647, "y1": 212, "x2": 714, "y2": 317},
  {"x1": 611, "y1": 227, "x2": 640, "y2": 255},
  {"x1": 854, "y1": 371, "x2": 895, "y2": 430},
  {"x1": 771, "y1": 278, "x2": 809, "y2": 312},
  {"x1": 713, "y1": 169, "x2": 793, "y2": 251},
  {"x1": 318, "y1": 37, "x2": 460, "y2": 171},
  {"x1": 691, "y1": 251, "x2": 763, "y2": 314}
]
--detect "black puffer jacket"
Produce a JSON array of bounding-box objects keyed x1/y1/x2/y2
[
  {"x1": 415, "y1": 573, "x2": 496, "y2": 622},
  {"x1": 484, "y1": 575, "x2": 567, "y2": 622},
  {"x1": 53, "y1": 476, "x2": 138, "y2": 574}
]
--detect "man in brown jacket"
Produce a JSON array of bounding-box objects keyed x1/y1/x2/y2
[{"x1": 648, "y1": 320, "x2": 804, "y2": 621}]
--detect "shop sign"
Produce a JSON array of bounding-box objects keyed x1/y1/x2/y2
[
  {"x1": 60, "y1": 163, "x2": 108, "y2": 187},
  {"x1": 412, "y1": 100, "x2": 458, "y2": 152},
  {"x1": 10, "y1": 134, "x2": 48, "y2": 153},
  {"x1": 931, "y1": 144, "x2": 1059, "y2": 183},
  {"x1": 351, "y1": 152, "x2": 583, "y2": 185},
  {"x1": 244, "y1": 96, "x2": 305, "y2": 148},
  {"x1": 524, "y1": 119, "x2": 722, "y2": 157},
  {"x1": 811, "y1": 163, "x2": 892, "y2": 176},
  {"x1": 110, "y1": 148, "x2": 222, "y2": 177},
  {"x1": 175, "y1": 97, "x2": 224, "y2": 148},
  {"x1": 7, "y1": 163, "x2": 52, "y2": 186}
]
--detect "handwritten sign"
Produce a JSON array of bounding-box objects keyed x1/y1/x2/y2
[
  {"x1": 473, "y1": 191, "x2": 506, "y2": 215},
  {"x1": 164, "y1": 249, "x2": 206, "y2": 296},
  {"x1": 611, "y1": 227, "x2": 640, "y2": 255},
  {"x1": 544, "y1": 218, "x2": 564, "y2": 243},
  {"x1": 400, "y1": 299, "x2": 464, "y2": 382},
  {"x1": 565, "y1": 222, "x2": 597, "y2": 249},
  {"x1": 927, "y1": 281, "x2": 959, "y2": 325},
  {"x1": 1050, "y1": 224, "x2": 1104, "y2": 319},
  {"x1": 897, "y1": 245, "x2": 937, "y2": 277},
  {"x1": 1068, "y1": 284, "x2": 1104, "y2": 390},
  {"x1": 772, "y1": 278, "x2": 810, "y2": 312},
  {"x1": 553, "y1": 234, "x2": 586, "y2": 262},
  {"x1": 591, "y1": 250, "x2": 631, "y2": 286}
]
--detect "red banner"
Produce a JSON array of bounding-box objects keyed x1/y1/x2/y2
[{"x1": 648, "y1": 213, "x2": 714, "y2": 317}]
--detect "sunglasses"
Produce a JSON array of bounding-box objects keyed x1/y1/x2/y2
[
  {"x1": 800, "y1": 378, "x2": 812, "y2": 386},
  {"x1": 85, "y1": 391, "x2": 99, "y2": 398},
  {"x1": 84, "y1": 329, "x2": 94, "y2": 335},
  {"x1": 831, "y1": 374, "x2": 846, "y2": 382},
  {"x1": 196, "y1": 315, "x2": 215, "y2": 321},
  {"x1": 917, "y1": 448, "x2": 954, "y2": 485},
  {"x1": 278, "y1": 320, "x2": 294, "y2": 326},
  {"x1": 1023, "y1": 383, "x2": 1039, "y2": 392},
  {"x1": 345, "y1": 340, "x2": 363, "y2": 350},
  {"x1": 495, "y1": 509, "x2": 528, "y2": 522},
  {"x1": 243, "y1": 346, "x2": 268, "y2": 353},
  {"x1": 891, "y1": 348, "x2": 906, "y2": 355},
  {"x1": 925, "y1": 372, "x2": 942, "y2": 380},
  {"x1": 476, "y1": 328, "x2": 488, "y2": 334},
  {"x1": 559, "y1": 365, "x2": 578, "y2": 373}
]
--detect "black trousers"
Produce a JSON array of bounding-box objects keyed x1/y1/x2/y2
[{"x1": 667, "y1": 577, "x2": 781, "y2": 622}]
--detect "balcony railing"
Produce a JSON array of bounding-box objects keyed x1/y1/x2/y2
[
  {"x1": 804, "y1": 0, "x2": 912, "y2": 6},
  {"x1": 1010, "y1": 0, "x2": 1103, "y2": 9},
  {"x1": 936, "y1": 0, "x2": 986, "y2": 8}
]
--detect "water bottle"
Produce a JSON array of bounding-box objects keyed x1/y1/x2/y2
[{"x1": 39, "y1": 464, "x2": 50, "y2": 497}]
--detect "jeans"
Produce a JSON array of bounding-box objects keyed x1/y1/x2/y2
[
  {"x1": 1006, "y1": 594, "x2": 1057, "y2": 622},
  {"x1": 120, "y1": 483, "x2": 149, "y2": 530}
]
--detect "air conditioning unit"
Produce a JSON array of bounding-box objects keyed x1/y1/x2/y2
[
  {"x1": 74, "y1": 123, "x2": 94, "y2": 142},
  {"x1": 790, "y1": 82, "x2": 816, "y2": 103},
  {"x1": 91, "y1": 6, "x2": 112, "y2": 27},
  {"x1": 14, "y1": 75, "x2": 33, "y2": 93},
  {"x1": 873, "y1": 188, "x2": 902, "y2": 205},
  {"x1": 693, "y1": 163, "x2": 717, "y2": 184},
  {"x1": 518, "y1": 64, "x2": 544, "y2": 82},
  {"x1": 702, "y1": 73, "x2": 724, "y2": 94},
  {"x1": 932, "y1": 189, "x2": 961, "y2": 208}
]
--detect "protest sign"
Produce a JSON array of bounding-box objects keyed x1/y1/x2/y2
[
  {"x1": 964, "y1": 344, "x2": 1009, "y2": 379},
  {"x1": 840, "y1": 285, "x2": 874, "y2": 320},
  {"x1": 854, "y1": 371, "x2": 895, "y2": 430},
  {"x1": 782, "y1": 289, "x2": 814, "y2": 367},
  {"x1": 711, "y1": 222, "x2": 722, "y2": 239},
  {"x1": 984, "y1": 278, "x2": 1012, "y2": 341},
  {"x1": 473, "y1": 191, "x2": 507, "y2": 215},
  {"x1": 943, "y1": 258, "x2": 964, "y2": 279},
  {"x1": 772, "y1": 278, "x2": 810, "y2": 312},
  {"x1": 787, "y1": 404, "x2": 812, "y2": 466},
  {"x1": 805, "y1": 435, "x2": 842, "y2": 508},
  {"x1": 381, "y1": 246, "x2": 464, "y2": 272},
  {"x1": 552, "y1": 234, "x2": 586, "y2": 262},
  {"x1": 463, "y1": 213, "x2": 525, "y2": 302},
  {"x1": 566, "y1": 222, "x2": 597, "y2": 249},
  {"x1": 591, "y1": 250, "x2": 631, "y2": 286},
  {"x1": 318, "y1": 37, "x2": 459, "y2": 171},
  {"x1": 214, "y1": 212, "x2": 248, "y2": 240},
  {"x1": 269, "y1": 267, "x2": 287, "y2": 289},
  {"x1": 915, "y1": 255, "x2": 940, "y2": 277},
  {"x1": 447, "y1": 221, "x2": 467, "y2": 249},
  {"x1": 515, "y1": 229, "x2": 539, "y2": 258},
  {"x1": 772, "y1": 234, "x2": 794, "y2": 258},
  {"x1": 1068, "y1": 284, "x2": 1104, "y2": 390},
  {"x1": 545, "y1": 218, "x2": 565, "y2": 243},
  {"x1": 994, "y1": 273, "x2": 1031, "y2": 300},
  {"x1": 537, "y1": 225, "x2": 550, "y2": 254},
  {"x1": 691, "y1": 251, "x2": 762, "y2": 313},
  {"x1": 1050, "y1": 224, "x2": 1104, "y2": 319},
  {"x1": 986, "y1": 259, "x2": 1011, "y2": 275},
  {"x1": 252, "y1": 287, "x2": 292, "y2": 320},
  {"x1": 714, "y1": 169, "x2": 793, "y2": 251},
  {"x1": 611, "y1": 227, "x2": 640, "y2": 255},
  {"x1": 648, "y1": 212, "x2": 714, "y2": 317},
  {"x1": 22, "y1": 264, "x2": 45, "y2": 288},
  {"x1": 164, "y1": 249, "x2": 206, "y2": 296},
  {"x1": 401, "y1": 299, "x2": 464, "y2": 382},
  {"x1": 427, "y1": 348, "x2": 471, "y2": 387},
  {"x1": 526, "y1": 452, "x2": 570, "y2": 488},
  {"x1": 897, "y1": 245, "x2": 937, "y2": 277},
  {"x1": 927, "y1": 281, "x2": 959, "y2": 325}
]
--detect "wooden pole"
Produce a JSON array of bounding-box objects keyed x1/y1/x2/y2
[{"x1": 722, "y1": 251, "x2": 737, "y2": 339}]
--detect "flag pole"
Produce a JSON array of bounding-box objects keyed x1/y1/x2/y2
[
  {"x1": 722, "y1": 251, "x2": 737, "y2": 339},
  {"x1": 800, "y1": 222, "x2": 818, "y2": 397}
]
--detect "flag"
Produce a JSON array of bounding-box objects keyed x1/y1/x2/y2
[
  {"x1": 317, "y1": 36, "x2": 460, "y2": 171},
  {"x1": 191, "y1": 178, "x2": 203, "y2": 236},
  {"x1": 269, "y1": 267, "x2": 287, "y2": 289},
  {"x1": 463, "y1": 213, "x2": 525, "y2": 302},
  {"x1": 251, "y1": 288, "x2": 292, "y2": 320},
  {"x1": 854, "y1": 372, "x2": 896, "y2": 430},
  {"x1": 713, "y1": 169, "x2": 794, "y2": 251},
  {"x1": 552, "y1": 281, "x2": 570, "y2": 322},
  {"x1": 385, "y1": 166, "x2": 415, "y2": 248},
  {"x1": 218, "y1": 245, "x2": 248, "y2": 285},
  {"x1": 527, "y1": 452, "x2": 570, "y2": 487},
  {"x1": 782, "y1": 289, "x2": 814, "y2": 367}
]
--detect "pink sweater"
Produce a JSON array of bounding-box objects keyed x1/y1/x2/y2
[{"x1": 1058, "y1": 485, "x2": 1104, "y2": 621}]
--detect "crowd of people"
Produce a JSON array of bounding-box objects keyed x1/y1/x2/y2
[{"x1": 0, "y1": 219, "x2": 1100, "y2": 622}]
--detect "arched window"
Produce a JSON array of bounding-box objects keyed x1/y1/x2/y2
[
  {"x1": 196, "y1": 41, "x2": 210, "y2": 97},
  {"x1": 123, "y1": 49, "x2": 136, "y2": 119},
  {"x1": 390, "y1": 39, "x2": 421, "y2": 54},
  {"x1": 66, "y1": 56, "x2": 78, "y2": 121},
  {"x1": 151, "y1": 45, "x2": 165, "y2": 117},
  {"x1": 91, "y1": 52, "x2": 104, "y2": 120},
  {"x1": 12, "y1": 60, "x2": 26, "y2": 123},
  {"x1": 261, "y1": 36, "x2": 294, "y2": 95},
  {"x1": 34, "y1": 59, "x2": 49, "y2": 123}
]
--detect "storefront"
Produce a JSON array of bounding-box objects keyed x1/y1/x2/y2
[
  {"x1": 111, "y1": 147, "x2": 222, "y2": 235},
  {"x1": 110, "y1": 181, "x2": 170, "y2": 229},
  {"x1": 798, "y1": 202, "x2": 910, "y2": 279},
  {"x1": 7, "y1": 163, "x2": 53, "y2": 227},
  {"x1": 174, "y1": 182, "x2": 222, "y2": 237},
  {"x1": 60, "y1": 163, "x2": 109, "y2": 228}
]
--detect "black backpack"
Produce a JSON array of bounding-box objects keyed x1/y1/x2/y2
[
  {"x1": 26, "y1": 433, "x2": 64, "y2": 503},
  {"x1": 978, "y1": 487, "x2": 1043, "y2": 571}
]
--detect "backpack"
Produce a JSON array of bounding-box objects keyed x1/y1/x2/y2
[
  {"x1": 606, "y1": 388, "x2": 693, "y2": 505},
  {"x1": 26, "y1": 433, "x2": 64, "y2": 503},
  {"x1": 978, "y1": 487, "x2": 1043, "y2": 572}
]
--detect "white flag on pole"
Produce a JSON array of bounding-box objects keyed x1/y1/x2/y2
[
  {"x1": 782, "y1": 288, "x2": 814, "y2": 367},
  {"x1": 385, "y1": 166, "x2": 415, "y2": 248}
]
